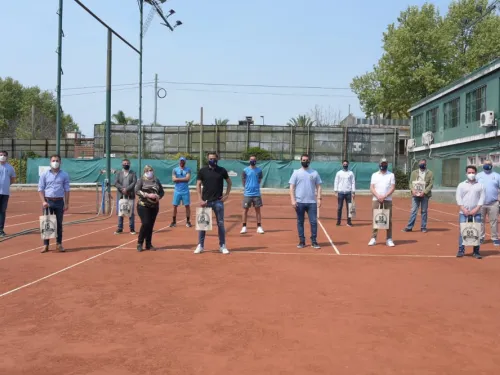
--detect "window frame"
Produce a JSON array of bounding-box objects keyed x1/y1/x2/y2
[
  {"x1": 444, "y1": 97, "x2": 460, "y2": 129},
  {"x1": 465, "y1": 85, "x2": 487, "y2": 123}
]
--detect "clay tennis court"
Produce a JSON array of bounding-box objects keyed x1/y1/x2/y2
[{"x1": 1, "y1": 190, "x2": 500, "y2": 374}]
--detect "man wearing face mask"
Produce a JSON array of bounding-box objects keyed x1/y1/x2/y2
[
  {"x1": 170, "y1": 157, "x2": 192, "y2": 228},
  {"x1": 456, "y1": 166, "x2": 485, "y2": 258},
  {"x1": 240, "y1": 155, "x2": 264, "y2": 234},
  {"x1": 369, "y1": 157, "x2": 396, "y2": 247},
  {"x1": 476, "y1": 160, "x2": 500, "y2": 246},
  {"x1": 114, "y1": 158, "x2": 137, "y2": 235},
  {"x1": 194, "y1": 152, "x2": 232, "y2": 254},
  {"x1": 402, "y1": 159, "x2": 434, "y2": 233},
  {"x1": 289, "y1": 154, "x2": 322, "y2": 249},
  {"x1": 334, "y1": 159, "x2": 355, "y2": 226},
  {"x1": 0, "y1": 151, "x2": 16, "y2": 237},
  {"x1": 37, "y1": 154, "x2": 70, "y2": 253}
]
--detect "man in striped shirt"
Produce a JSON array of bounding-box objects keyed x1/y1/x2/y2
[
  {"x1": 334, "y1": 160, "x2": 355, "y2": 226},
  {"x1": 456, "y1": 165, "x2": 485, "y2": 259}
]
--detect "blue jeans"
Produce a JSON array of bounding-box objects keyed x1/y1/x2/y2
[
  {"x1": 117, "y1": 199, "x2": 135, "y2": 231},
  {"x1": 459, "y1": 213, "x2": 481, "y2": 252},
  {"x1": 0, "y1": 194, "x2": 9, "y2": 231},
  {"x1": 43, "y1": 199, "x2": 64, "y2": 245},
  {"x1": 337, "y1": 192, "x2": 352, "y2": 223},
  {"x1": 296, "y1": 203, "x2": 318, "y2": 243},
  {"x1": 406, "y1": 196, "x2": 429, "y2": 230},
  {"x1": 198, "y1": 200, "x2": 225, "y2": 247}
]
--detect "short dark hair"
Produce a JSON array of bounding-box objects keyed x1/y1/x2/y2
[
  {"x1": 419, "y1": 159, "x2": 426, "y2": 163},
  {"x1": 301, "y1": 153, "x2": 310, "y2": 160},
  {"x1": 342, "y1": 159, "x2": 348, "y2": 164},
  {"x1": 466, "y1": 165, "x2": 477, "y2": 173},
  {"x1": 0, "y1": 150, "x2": 7, "y2": 156},
  {"x1": 207, "y1": 152, "x2": 218, "y2": 158},
  {"x1": 122, "y1": 158, "x2": 130, "y2": 163},
  {"x1": 50, "y1": 154, "x2": 61, "y2": 161},
  {"x1": 249, "y1": 154, "x2": 257, "y2": 158}
]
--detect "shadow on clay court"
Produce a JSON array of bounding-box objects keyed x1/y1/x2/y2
[
  {"x1": 478, "y1": 250, "x2": 500, "y2": 257},
  {"x1": 426, "y1": 228, "x2": 451, "y2": 232},
  {"x1": 63, "y1": 245, "x2": 113, "y2": 252}
]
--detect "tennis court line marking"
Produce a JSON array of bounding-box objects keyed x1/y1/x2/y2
[
  {"x1": 0, "y1": 208, "x2": 177, "y2": 261},
  {"x1": 5, "y1": 204, "x2": 97, "y2": 228},
  {"x1": 115, "y1": 247, "x2": 500, "y2": 259},
  {"x1": 318, "y1": 219, "x2": 340, "y2": 254}
]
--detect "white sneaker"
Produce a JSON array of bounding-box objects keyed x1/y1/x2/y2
[
  {"x1": 220, "y1": 245, "x2": 230, "y2": 254},
  {"x1": 194, "y1": 244, "x2": 204, "y2": 254},
  {"x1": 386, "y1": 239, "x2": 395, "y2": 247},
  {"x1": 257, "y1": 226, "x2": 264, "y2": 234},
  {"x1": 240, "y1": 226, "x2": 247, "y2": 234},
  {"x1": 368, "y1": 238, "x2": 376, "y2": 246}
]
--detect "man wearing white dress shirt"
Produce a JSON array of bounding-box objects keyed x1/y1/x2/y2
[{"x1": 334, "y1": 159, "x2": 355, "y2": 226}]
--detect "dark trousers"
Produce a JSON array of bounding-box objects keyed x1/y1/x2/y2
[
  {"x1": 337, "y1": 192, "x2": 352, "y2": 223},
  {"x1": 0, "y1": 194, "x2": 9, "y2": 231},
  {"x1": 296, "y1": 203, "x2": 318, "y2": 243},
  {"x1": 137, "y1": 204, "x2": 159, "y2": 246},
  {"x1": 43, "y1": 199, "x2": 64, "y2": 245}
]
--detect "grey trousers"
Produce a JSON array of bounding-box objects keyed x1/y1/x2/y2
[{"x1": 480, "y1": 203, "x2": 499, "y2": 241}]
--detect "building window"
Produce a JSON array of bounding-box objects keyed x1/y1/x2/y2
[
  {"x1": 412, "y1": 114, "x2": 424, "y2": 136},
  {"x1": 444, "y1": 97, "x2": 460, "y2": 129},
  {"x1": 399, "y1": 139, "x2": 405, "y2": 155},
  {"x1": 425, "y1": 107, "x2": 438, "y2": 132},
  {"x1": 442, "y1": 158, "x2": 460, "y2": 187},
  {"x1": 466, "y1": 85, "x2": 486, "y2": 123}
]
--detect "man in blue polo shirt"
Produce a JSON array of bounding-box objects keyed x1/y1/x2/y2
[
  {"x1": 476, "y1": 159, "x2": 500, "y2": 246},
  {"x1": 240, "y1": 154, "x2": 264, "y2": 234},
  {"x1": 170, "y1": 157, "x2": 192, "y2": 228},
  {"x1": 38, "y1": 154, "x2": 71, "y2": 253},
  {"x1": 0, "y1": 150, "x2": 16, "y2": 237}
]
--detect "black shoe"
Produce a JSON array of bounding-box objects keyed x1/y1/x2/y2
[
  {"x1": 402, "y1": 228, "x2": 412, "y2": 232},
  {"x1": 456, "y1": 249, "x2": 465, "y2": 257},
  {"x1": 146, "y1": 244, "x2": 156, "y2": 251},
  {"x1": 137, "y1": 244, "x2": 143, "y2": 252},
  {"x1": 311, "y1": 242, "x2": 321, "y2": 249},
  {"x1": 421, "y1": 228, "x2": 428, "y2": 233},
  {"x1": 336, "y1": 222, "x2": 341, "y2": 226},
  {"x1": 169, "y1": 222, "x2": 176, "y2": 228},
  {"x1": 114, "y1": 229, "x2": 123, "y2": 234},
  {"x1": 0, "y1": 231, "x2": 6, "y2": 237},
  {"x1": 347, "y1": 222, "x2": 353, "y2": 227},
  {"x1": 473, "y1": 252, "x2": 482, "y2": 259},
  {"x1": 297, "y1": 242, "x2": 306, "y2": 249},
  {"x1": 186, "y1": 222, "x2": 192, "y2": 228}
]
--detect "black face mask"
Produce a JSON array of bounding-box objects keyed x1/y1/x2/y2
[
  {"x1": 301, "y1": 161, "x2": 310, "y2": 168},
  {"x1": 123, "y1": 165, "x2": 130, "y2": 170},
  {"x1": 343, "y1": 165, "x2": 348, "y2": 170}
]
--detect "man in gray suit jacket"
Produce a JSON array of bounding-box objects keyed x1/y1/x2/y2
[{"x1": 114, "y1": 159, "x2": 137, "y2": 234}]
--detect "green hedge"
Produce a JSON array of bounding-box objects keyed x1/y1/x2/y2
[{"x1": 9, "y1": 159, "x2": 28, "y2": 183}]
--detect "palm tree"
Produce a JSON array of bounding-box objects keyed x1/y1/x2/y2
[
  {"x1": 214, "y1": 118, "x2": 229, "y2": 126},
  {"x1": 111, "y1": 110, "x2": 139, "y2": 125},
  {"x1": 287, "y1": 115, "x2": 315, "y2": 127}
]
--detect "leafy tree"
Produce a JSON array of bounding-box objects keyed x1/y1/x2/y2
[
  {"x1": 287, "y1": 115, "x2": 315, "y2": 127},
  {"x1": 241, "y1": 147, "x2": 273, "y2": 160},
  {"x1": 351, "y1": 1, "x2": 500, "y2": 118},
  {"x1": 213, "y1": 118, "x2": 229, "y2": 126}
]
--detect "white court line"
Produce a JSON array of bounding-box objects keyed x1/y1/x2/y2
[
  {"x1": 0, "y1": 208, "x2": 176, "y2": 261},
  {"x1": 7, "y1": 213, "x2": 30, "y2": 219},
  {"x1": 318, "y1": 220, "x2": 340, "y2": 254},
  {"x1": 0, "y1": 222, "x2": 177, "y2": 298},
  {"x1": 5, "y1": 203, "x2": 97, "y2": 228}
]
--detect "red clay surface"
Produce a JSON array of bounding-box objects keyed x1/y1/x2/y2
[{"x1": 1, "y1": 191, "x2": 500, "y2": 374}]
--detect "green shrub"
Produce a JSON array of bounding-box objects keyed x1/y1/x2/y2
[
  {"x1": 394, "y1": 168, "x2": 409, "y2": 190},
  {"x1": 9, "y1": 158, "x2": 27, "y2": 183},
  {"x1": 241, "y1": 147, "x2": 273, "y2": 161}
]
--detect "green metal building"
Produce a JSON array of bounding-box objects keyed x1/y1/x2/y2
[{"x1": 408, "y1": 58, "x2": 500, "y2": 188}]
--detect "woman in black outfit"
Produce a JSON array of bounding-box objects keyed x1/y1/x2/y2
[{"x1": 135, "y1": 165, "x2": 164, "y2": 252}]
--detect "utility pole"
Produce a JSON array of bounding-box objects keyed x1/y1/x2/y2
[
  {"x1": 105, "y1": 29, "x2": 112, "y2": 214},
  {"x1": 199, "y1": 107, "x2": 204, "y2": 167},
  {"x1": 56, "y1": 0, "x2": 64, "y2": 156},
  {"x1": 31, "y1": 105, "x2": 36, "y2": 139},
  {"x1": 154, "y1": 73, "x2": 158, "y2": 126},
  {"x1": 138, "y1": 0, "x2": 144, "y2": 173}
]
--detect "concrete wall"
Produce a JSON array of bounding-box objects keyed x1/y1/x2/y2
[
  {"x1": 0, "y1": 138, "x2": 93, "y2": 159},
  {"x1": 94, "y1": 124, "x2": 410, "y2": 168}
]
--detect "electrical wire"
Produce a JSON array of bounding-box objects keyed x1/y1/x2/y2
[{"x1": 62, "y1": 85, "x2": 153, "y2": 97}]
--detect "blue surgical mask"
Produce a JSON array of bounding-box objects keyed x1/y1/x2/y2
[
  {"x1": 208, "y1": 159, "x2": 217, "y2": 167},
  {"x1": 250, "y1": 160, "x2": 256, "y2": 166},
  {"x1": 380, "y1": 164, "x2": 388, "y2": 171},
  {"x1": 483, "y1": 165, "x2": 492, "y2": 171}
]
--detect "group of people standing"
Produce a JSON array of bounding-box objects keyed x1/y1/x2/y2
[{"x1": 1, "y1": 150, "x2": 499, "y2": 259}]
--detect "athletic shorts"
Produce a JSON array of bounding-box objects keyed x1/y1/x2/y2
[
  {"x1": 243, "y1": 196, "x2": 263, "y2": 208},
  {"x1": 173, "y1": 191, "x2": 190, "y2": 206}
]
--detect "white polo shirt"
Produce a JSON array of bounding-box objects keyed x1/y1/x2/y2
[{"x1": 370, "y1": 170, "x2": 395, "y2": 201}]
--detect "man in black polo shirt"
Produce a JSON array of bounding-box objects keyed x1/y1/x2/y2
[{"x1": 194, "y1": 152, "x2": 232, "y2": 254}]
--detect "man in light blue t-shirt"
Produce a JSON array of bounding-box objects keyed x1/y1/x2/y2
[
  {"x1": 240, "y1": 155, "x2": 264, "y2": 234},
  {"x1": 289, "y1": 153, "x2": 322, "y2": 249},
  {"x1": 0, "y1": 150, "x2": 16, "y2": 237},
  {"x1": 476, "y1": 159, "x2": 500, "y2": 246},
  {"x1": 170, "y1": 157, "x2": 192, "y2": 228}
]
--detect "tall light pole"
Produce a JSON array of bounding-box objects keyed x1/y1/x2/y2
[
  {"x1": 139, "y1": 0, "x2": 182, "y2": 172},
  {"x1": 56, "y1": 0, "x2": 64, "y2": 156},
  {"x1": 260, "y1": 115, "x2": 264, "y2": 126}
]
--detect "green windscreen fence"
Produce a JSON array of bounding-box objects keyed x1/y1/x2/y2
[
  {"x1": 27, "y1": 158, "x2": 390, "y2": 189},
  {"x1": 26, "y1": 158, "x2": 198, "y2": 185}
]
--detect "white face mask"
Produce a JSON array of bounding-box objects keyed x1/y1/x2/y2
[
  {"x1": 0, "y1": 155, "x2": 6, "y2": 162},
  {"x1": 145, "y1": 171, "x2": 153, "y2": 179},
  {"x1": 467, "y1": 173, "x2": 476, "y2": 181},
  {"x1": 51, "y1": 161, "x2": 60, "y2": 169}
]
